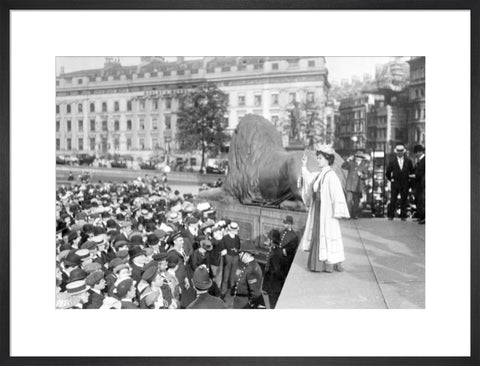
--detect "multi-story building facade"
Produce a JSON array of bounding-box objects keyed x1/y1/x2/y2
[
  {"x1": 55, "y1": 56, "x2": 329, "y2": 158},
  {"x1": 336, "y1": 93, "x2": 385, "y2": 155},
  {"x1": 366, "y1": 94, "x2": 409, "y2": 153},
  {"x1": 406, "y1": 56, "x2": 425, "y2": 147}
]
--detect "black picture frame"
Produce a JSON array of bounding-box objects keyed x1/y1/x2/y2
[{"x1": 1, "y1": 1, "x2": 478, "y2": 365}]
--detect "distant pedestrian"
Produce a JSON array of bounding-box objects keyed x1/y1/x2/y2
[
  {"x1": 412, "y1": 144, "x2": 425, "y2": 224},
  {"x1": 386, "y1": 144, "x2": 414, "y2": 221},
  {"x1": 342, "y1": 151, "x2": 368, "y2": 219}
]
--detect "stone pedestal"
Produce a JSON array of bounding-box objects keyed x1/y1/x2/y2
[{"x1": 210, "y1": 202, "x2": 307, "y2": 263}]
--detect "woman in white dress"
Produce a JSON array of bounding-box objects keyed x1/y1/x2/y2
[{"x1": 299, "y1": 145, "x2": 350, "y2": 272}]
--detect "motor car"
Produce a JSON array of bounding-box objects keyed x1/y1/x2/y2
[
  {"x1": 140, "y1": 161, "x2": 156, "y2": 170},
  {"x1": 110, "y1": 160, "x2": 127, "y2": 169},
  {"x1": 205, "y1": 165, "x2": 224, "y2": 174},
  {"x1": 78, "y1": 154, "x2": 95, "y2": 166},
  {"x1": 56, "y1": 155, "x2": 67, "y2": 165}
]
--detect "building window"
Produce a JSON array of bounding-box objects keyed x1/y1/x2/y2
[
  {"x1": 420, "y1": 88, "x2": 424, "y2": 97},
  {"x1": 153, "y1": 100, "x2": 158, "y2": 110},
  {"x1": 78, "y1": 138, "x2": 83, "y2": 151},
  {"x1": 127, "y1": 120, "x2": 132, "y2": 131},
  {"x1": 77, "y1": 78, "x2": 83, "y2": 85},
  {"x1": 140, "y1": 100, "x2": 145, "y2": 110},
  {"x1": 254, "y1": 94, "x2": 262, "y2": 107},
  {"x1": 152, "y1": 118, "x2": 158, "y2": 130},
  {"x1": 289, "y1": 92, "x2": 296, "y2": 103},
  {"x1": 56, "y1": 120, "x2": 60, "y2": 132},
  {"x1": 272, "y1": 63, "x2": 279, "y2": 70},
  {"x1": 127, "y1": 138, "x2": 132, "y2": 150},
  {"x1": 67, "y1": 138, "x2": 72, "y2": 150},
  {"x1": 114, "y1": 120, "x2": 119, "y2": 131},
  {"x1": 307, "y1": 92, "x2": 315, "y2": 103},
  {"x1": 90, "y1": 103, "x2": 95, "y2": 112},
  {"x1": 140, "y1": 119, "x2": 145, "y2": 130},
  {"x1": 78, "y1": 103, "x2": 83, "y2": 113},
  {"x1": 56, "y1": 105, "x2": 60, "y2": 114},
  {"x1": 90, "y1": 119, "x2": 95, "y2": 132},
  {"x1": 90, "y1": 138, "x2": 95, "y2": 151},
  {"x1": 415, "y1": 89, "x2": 419, "y2": 98},
  {"x1": 152, "y1": 138, "x2": 158, "y2": 149},
  {"x1": 308, "y1": 60, "x2": 315, "y2": 67},
  {"x1": 67, "y1": 120, "x2": 71, "y2": 132},
  {"x1": 140, "y1": 138, "x2": 145, "y2": 150},
  {"x1": 127, "y1": 101, "x2": 132, "y2": 111},
  {"x1": 102, "y1": 102, "x2": 107, "y2": 113},
  {"x1": 114, "y1": 138, "x2": 120, "y2": 150},
  {"x1": 56, "y1": 138, "x2": 60, "y2": 150},
  {"x1": 271, "y1": 94, "x2": 279, "y2": 106},
  {"x1": 165, "y1": 115, "x2": 171, "y2": 129},
  {"x1": 114, "y1": 101, "x2": 119, "y2": 112},
  {"x1": 78, "y1": 120, "x2": 83, "y2": 132},
  {"x1": 66, "y1": 104, "x2": 71, "y2": 114},
  {"x1": 165, "y1": 98, "x2": 171, "y2": 109},
  {"x1": 102, "y1": 121, "x2": 108, "y2": 131},
  {"x1": 238, "y1": 95, "x2": 245, "y2": 106}
]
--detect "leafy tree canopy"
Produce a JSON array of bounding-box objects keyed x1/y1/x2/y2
[{"x1": 176, "y1": 84, "x2": 230, "y2": 168}]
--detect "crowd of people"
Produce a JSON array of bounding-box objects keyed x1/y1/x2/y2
[{"x1": 56, "y1": 176, "x2": 275, "y2": 310}]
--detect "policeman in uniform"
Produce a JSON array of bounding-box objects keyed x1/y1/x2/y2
[{"x1": 233, "y1": 250, "x2": 265, "y2": 309}]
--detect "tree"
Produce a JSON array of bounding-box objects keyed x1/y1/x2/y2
[{"x1": 176, "y1": 84, "x2": 230, "y2": 172}]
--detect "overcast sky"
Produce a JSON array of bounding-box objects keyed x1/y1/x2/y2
[{"x1": 56, "y1": 56, "x2": 397, "y2": 83}]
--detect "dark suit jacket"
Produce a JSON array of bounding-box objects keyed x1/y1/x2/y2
[
  {"x1": 386, "y1": 156, "x2": 414, "y2": 188},
  {"x1": 187, "y1": 292, "x2": 226, "y2": 309},
  {"x1": 121, "y1": 300, "x2": 139, "y2": 309},
  {"x1": 280, "y1": 229, "x2": 299, "y2": 259},
  {"x1": 414, "y1": 156, "x2": 425, "y2": 189},
  {"x1": 85, "y1": 290, "x2": 104, "y2": 309},
  {"x1": 342, "y1": 160, "x2": 368, "y2": 192}
]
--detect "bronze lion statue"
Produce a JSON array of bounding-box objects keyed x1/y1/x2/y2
[{"x1": 199, "y1": 114, "x2": 346, "y2": 210}]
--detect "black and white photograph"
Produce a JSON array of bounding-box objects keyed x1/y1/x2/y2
[
  {"x1": 7, "y1": 8, "x2": 473, "y2": 360},
  {"x1": 55, "y1": 56, "x2": 425, "y2": 310}
]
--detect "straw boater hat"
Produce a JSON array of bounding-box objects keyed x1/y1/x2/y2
[{"x1": 394, "y1": 144, "x2": 406, "y2": 153}]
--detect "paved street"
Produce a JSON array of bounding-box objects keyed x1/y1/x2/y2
[
  {"x1": 276, "y1": 218, "x2": 425, "y2": 309},
  {"x1": 56, "y1": 166, "x2": 222, "y2": 195}
]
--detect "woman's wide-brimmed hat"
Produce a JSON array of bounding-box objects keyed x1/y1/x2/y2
[{"x1": 315, "y1": 144, "x2": 335, "y2": 156}]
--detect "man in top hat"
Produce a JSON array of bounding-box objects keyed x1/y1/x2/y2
[
  {"x1": 264, "y1": 228, "x2": 284, "y2": 283},
  {"x1": 342, "y1": 151, "x2": 369, "y2": 219},
  {"x1": 233, "y1": 250, "x2": 265, "y2": 309},
  {"x1": 221, "y1": 222, "x2": 241, "y2": 297},
  {"x1": 187, "y1": 265, "x2": 226, "y2": 309},
  {"x1": 386, "y1": 144, "x2": 414, "y2": 220},
  {"x1": 412, "y1": 144, "x2": 425, "y2": 224},
  {"x1": 279, "y1": 215, "x2": 299, "y2": 276}
]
